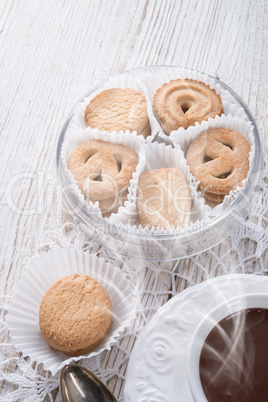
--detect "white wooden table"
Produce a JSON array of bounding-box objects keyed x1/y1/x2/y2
[{"x1": 0, "y1": 0, "x2": 267, "y2": 400}]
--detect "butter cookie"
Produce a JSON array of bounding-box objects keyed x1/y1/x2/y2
[
  {"x1": 153, "y1": 78, "x2": 223, "y2": 133},
  {"x1": 85, "y1": 88, "x2": 150, "y2": 138}
]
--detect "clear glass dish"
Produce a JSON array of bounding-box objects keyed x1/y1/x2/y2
[{"x1": 56, "y1": 66, "x2": 263, "y2": 261}]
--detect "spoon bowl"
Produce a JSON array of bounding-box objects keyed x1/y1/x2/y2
[{"x1": 60, "y1": 363, "x2": 117, "y2": 402}]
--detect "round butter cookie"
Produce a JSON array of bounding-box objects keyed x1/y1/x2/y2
[
  {"x1": 39, "y1": 274, "x2": 112, "y2": 357},
  {"x1": 84, "y1": 88, "x2": 150, "y2": 138},
  {"x1": 153, "y1": 78, "x2": 223, "y2": 133}
]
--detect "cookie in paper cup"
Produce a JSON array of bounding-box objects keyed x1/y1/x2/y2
[
  {"x1": 60, "y1": 127, "x2": 145, "y2": 218},
  {"x1": 111, "y1": 141, "x2": 208, "y2": 235},
  {"x1": 69, "y1": 72, "x2": 153, "y2": 139},
  {"x1": 170, "y1": 114, "x2": 255, "y2": 213},
  {"x1": 7, "y1": 248, "x2": 136, "y2": 375},
  {"x1": 137, "y1": 67, "x2": 247, "y2": 142},
  {"x1": 84, "y1": 88, "x2": 150, "y2": 138}
]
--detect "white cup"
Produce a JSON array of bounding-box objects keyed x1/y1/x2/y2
[{"x1": 187, "y1": 293, "x2": 268, "y2": 402}]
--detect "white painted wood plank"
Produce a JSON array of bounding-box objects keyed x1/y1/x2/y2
[{"x1": 0, "y1": 0, "x2": 267, "y2": 399}]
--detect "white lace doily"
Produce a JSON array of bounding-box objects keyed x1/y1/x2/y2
[{"x1": 1, "y1": 166, "x2": 267, "y2": 402}]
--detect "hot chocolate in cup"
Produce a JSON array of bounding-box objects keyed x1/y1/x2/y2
[{"x1": 187, "y1": 293, "x2": 268, "y2": 402}]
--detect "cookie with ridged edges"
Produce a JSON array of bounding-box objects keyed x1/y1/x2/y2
[
  {"x1": 186, "y1": 127, "x2": 250, "y2": 206},
  {"x1": 67, "y1": 139, "x2": 138, "y2": 217},
  {"x1": 153, "y1": 78, "x2": 223, "y2": 134}
]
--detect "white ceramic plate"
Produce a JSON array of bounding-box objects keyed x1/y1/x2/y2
[{"x1": 124, "y1": 274, "x2": 268, "y2": 402}]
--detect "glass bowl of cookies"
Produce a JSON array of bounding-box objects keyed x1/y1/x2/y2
[{"x1": 56, "y1": 66, "x2": 263, "y2": 261}]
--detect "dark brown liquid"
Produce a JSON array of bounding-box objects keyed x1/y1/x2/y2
[{"x1": 199, "y1": 308, "x2": 268, "y2": 402}]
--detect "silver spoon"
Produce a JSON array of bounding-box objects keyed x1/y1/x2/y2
[{"x1": 60, "y1": 363, "x2": 117, "y2": 402}]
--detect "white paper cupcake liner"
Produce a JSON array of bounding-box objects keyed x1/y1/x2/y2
[
  {"x1": 7, "y1": 248, "x2": 137, "y2": 376},
  {"x1": 60, "y1": 127, "x2": 146, "y2": 220},
  {"x1": 110, "y1": 141, "x2": 209, "y2": 235},
  {"x1": 170, "y1": 114, "x2": 255, "y2": 215},
  {"x1": 137, "y1": 67, "x2": 247, "y2": 142},
  {"x1": 67, "y1": 72, "x2": 157, "y2": 141}
]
